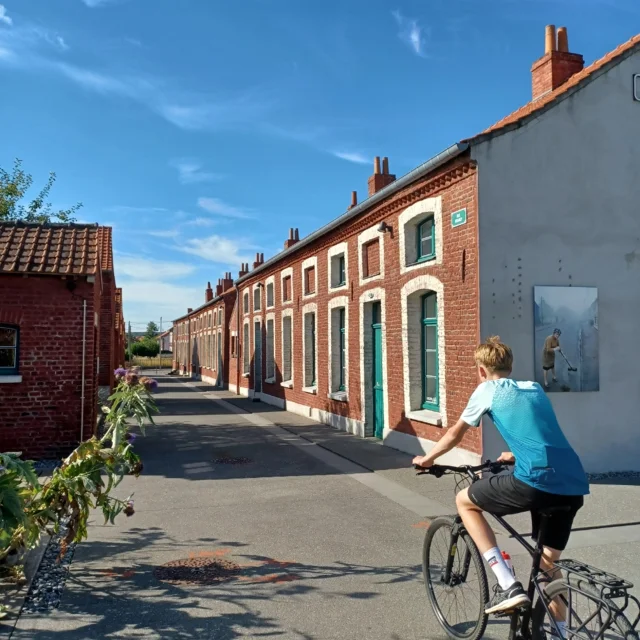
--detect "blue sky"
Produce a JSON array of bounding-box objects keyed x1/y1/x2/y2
[{"x1": 0, "y1": 0, "x2": 637, "y2": 328}]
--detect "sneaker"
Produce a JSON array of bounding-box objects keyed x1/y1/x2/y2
[{"x1": 485, "y1": 582, "x2": 530, "y2": 614}]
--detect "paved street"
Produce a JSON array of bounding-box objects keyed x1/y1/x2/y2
[{"x1": 10, "y1": 375, "x2": 640, "y2": 639}]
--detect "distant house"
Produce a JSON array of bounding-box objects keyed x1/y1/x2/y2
[
  {"x1": 0, "y1": 222, "x2": 125, "y2": 459},
  {"x1": 157, "y1": 328, "x2": 173, "y2": 353}
]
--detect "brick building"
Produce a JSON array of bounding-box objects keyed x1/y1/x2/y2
[
  {"x1": 174, "y1": 28, "x2": 640, "y2": 472},
  {"x1": 0, "y1": 222, "x2": 125, "y2": 458}
]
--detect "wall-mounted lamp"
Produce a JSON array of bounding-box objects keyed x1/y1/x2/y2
[
  {"x1": 377, "y1": 221, "x2": 392, "y2": 233},
  {"x1": 256, "y1": 282, "x2": 264, "y2": 288}
]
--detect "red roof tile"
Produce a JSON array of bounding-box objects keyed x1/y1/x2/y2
[
  {"x1": 474, "y1": 33, "x2": 640, "y2": 138},
  {"x1": 0, "y1": 223, "x2": 100, "y2": 276},
  {"x1": 97, "y1": 226, "x2": 114, "y2": 271}
]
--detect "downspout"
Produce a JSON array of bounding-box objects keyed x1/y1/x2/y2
[{"x1": 80, "y1": 299, "x2": 87, "y2": 442}]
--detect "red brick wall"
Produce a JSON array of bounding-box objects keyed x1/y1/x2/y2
[
  {"x1": 0, "y1": 276, "x2": 98, "y2": 459},
  {"x1": 363, "y1": 238, "x2": 381, "y2": 278},
  {"x1": 235, "y1": 157, "x2": 481, "y2": 454},
  {"x1": 98, "y1": 271, "x2": 115, "y2": 389}
]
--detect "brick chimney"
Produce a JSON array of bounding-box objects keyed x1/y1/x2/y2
[
  {"x1": 187, "y1": 308, "x2": 193, "y2": 314},
  {"x1": 205, "y1": 281, "x2": 213, "y2": 302},
  {"x1": 348, "y1": 191, "x2": 358, "y2": 210},
  {"x1": 284, "y1": 228, "x2": 300, "y2": 250},
  {"x1": 531, "y1": 25, "x2": 584, "y2": 101},
  {"x1": 222, "y1": 271, "x2": 234, "y2": 292},
  {"x1": 239, "y1": 262, "x2": 249, "y2": 278},
  {"x1": 252, "y1": 252, "x2": 264, "y2": 270},
  {"x1": 215, "y1": 279, "x2": 223, "y2": 297},
  {"x1": 368, "y1": 156, "x2": 396, "y2": 197}
]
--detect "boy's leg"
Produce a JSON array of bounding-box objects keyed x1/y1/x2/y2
[
  {"x1": 456, "y1": 487, "x2": 499, "y2": 553},
  {"x1": 551, "y1": 365, "x2": 558, "y2": 382},
  {"x1": 543, "y1": 368, "x2": 549, "y2": 387}
]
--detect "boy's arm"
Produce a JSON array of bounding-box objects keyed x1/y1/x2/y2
[{"x1": 413, "y1": 419, "x2": 471, "y2": 467}]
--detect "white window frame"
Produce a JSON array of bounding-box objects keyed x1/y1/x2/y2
[
  {"x1": 358, "y1": 225, "x2": 385, "y2": 285},
  {"x1": 243, "y1": 291, "x2": 250, "y2": 316},
  {"x1": 265, "y1": 275, "x2": 275, "y2": 309},
  {"x1": 327, "y1": 241, "x2": 348, "y2": 292},
  {"x1": 280, "y1": 267, "x2": 294, "y2": 306},
  {"x1": 400, "y1": 274, "x2": 447, "y2": 427},
  {"x1": 265, "y1": 312, "x2": 276, "y2": 383},
  {"x1": 399, "y1": 196, "x2": 443, "y2": 275},
  {"x1": 253, "y1": 283, "x2": 262, "y2": 313},
  {"x1": 281, "y1": 308, "x2": 294, "y2": 388},
  {"x1": 301, "y1": 256, "x2": 318, "y2": 299},
  {"x1": 242, "y1": 319, "x2": 250, "y2": 376},
  {"x1": 328, "y1": 296, "x2": 349, "y2": 400},
  {"x1": 302, "y1": 302, "x2": 318, "y2": 393}
]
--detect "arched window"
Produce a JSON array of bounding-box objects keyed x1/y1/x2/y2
[
  {"x1": 0, "y1": 325, "x2": 19, "y2": 375},
  {"x1": 421, "y1": 293, "x2": 438, "y2": 410}
]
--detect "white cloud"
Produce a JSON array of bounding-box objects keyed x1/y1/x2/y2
[
  {"x1": 186, "y1": 217, "x2": 217, "y2": 227},
  {"x1": 121, "y1": 279, "x2": 202, "y2": 324},
  {"x1": 171, "y1": 159, "x2": 221, "y2": 185},
  {"x1": 56, "y1": 36, "x2": 69, "y2": 51},
  {"x1": 107, "y1": 205, "x2": 168, "y2": 214},
  {"x1": 197, "y1": 197, "x2": 253, "y2": 219},
  {"x1": 116, "y1": 254, "x2": 195, "y2": 280},
  {"x1": 181, "y1": 234, "x2": 253, "y2": 265},
  {"x1": 331, "y1": 150, "x2": 369, "y2": 165},
  {"x1": 0, "y1": 5, "x2": 12, "y2": 26},
  {"x1": 82, "y1": 0, "x2": 121, "y2": 7},
  {"x1": 392, "y1": 10, "x2": 428, "y2": 57},
  {"x1": 148, "y1": 229, "x2": 180, "y2": 239}
]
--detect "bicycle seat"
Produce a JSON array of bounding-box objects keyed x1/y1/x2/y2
[{"x1": 537, "y1": 505, "x2": 573, "y2": 517}]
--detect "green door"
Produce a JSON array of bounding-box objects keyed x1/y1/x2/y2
[{"x1": 371, "y1": 302, "x2": 384, "y2": 439}]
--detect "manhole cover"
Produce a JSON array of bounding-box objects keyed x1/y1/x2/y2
[
  {"x1": 154, "y1": 558, "x2": 242, "y2": 585},
  {"x1": 213, "y1": 455, "x2": 252, "y2": 465}
]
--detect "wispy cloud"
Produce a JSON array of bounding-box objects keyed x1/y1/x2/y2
[
  {"x1": 181, "y1": 234, "x2": 254, "y2": 265},
  {"x1": 0, "y1": 4, "x2": 12, "y2": 26},
  {"x1": 186, "y1": 217, "x2": 217, "y2": 227},
  {"x1": 197, "y1": 197, "x2": 253, "y2": 220},
  {"x1": 82, "y1": 0, "x2": 122, "y2": 7},
  {"x1": 148, "y1": 229, "x2": 180, "y2": 239},
  {"x1": 331, "y1": 150, "x2": 369, "y2": 165},
  {"x1": 171, "y1": 159, "x2": 221, "y2": 185},
  {"x1": 392, "y1": 10, "x2": 428, "y2": 58},
  {"x1": 116, "y1": 254, "x2": 195, "y2": 280},
  {"x1": 107, "y1": 205, "x2": 169, "y2": 214}
]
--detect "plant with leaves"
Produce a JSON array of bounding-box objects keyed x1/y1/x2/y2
[
  {"x1": 0, "y1": 159, "x2": 82, "y2": 224},
  {"x1": 145, "y1": 321, "x2": 159, "y2": 339}
]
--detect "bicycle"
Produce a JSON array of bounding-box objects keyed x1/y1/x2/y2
[{"x1": 416, "y1": 460, "x2": 640, "y2": 640}]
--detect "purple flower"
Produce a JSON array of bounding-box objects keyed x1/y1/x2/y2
[
  {"x1": 126, "y1": 432, "x2": 137, "y2": 443},
  {"x1": 125, "y1": 372, "x2": 139, "y2": 386},
  {"x1": 124, "y1": 500, "x2": 135, "y2": 517},
  {"x1": 114, "y1": 368, "x2": 127, "y2": 380}
]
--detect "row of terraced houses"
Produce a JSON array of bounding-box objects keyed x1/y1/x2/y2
[
  {"x1": 173, "y1": 27, "x2": 640, "y2": 473},
  {"x1": 0, "y1": 223, "x2": 125, "y2": 458}
]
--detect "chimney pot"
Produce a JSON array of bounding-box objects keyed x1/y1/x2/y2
[
  {"x1": 368, "y1": 156, "x2": 396, "y2": 196},
  {"x1": 349, "y1": 191, "x2": 358, "y2": 209},
  {"x1": 545, "y1": 25, "x2": 556, "y2": 54},
  {"x1": 382, "y1": 157, "x2": 389, "y2": 174},
  {"x1": 188, "y1": 308, "x2": 193, "y2": 313},
  {"x1": 557, "y1": 27, "x2": 568, "y2": 52},
  {"x1": 295, "y1": 228, "x2": 299, "y2": 241},
  {"x1": 373, "y1": 156, "x2": 381, "y2": 175}
]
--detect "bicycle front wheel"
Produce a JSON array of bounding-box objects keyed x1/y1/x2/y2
[
  {"x1": 532, "y1": 578, "x2": 639, "y2": 640},
  {"x1": 423, "y1": 516, "x2": 489, "y2": 640}
]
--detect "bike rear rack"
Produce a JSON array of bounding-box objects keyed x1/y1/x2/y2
[{"x1": 556, "y1": 558, "x2": 640, "y2": 630}]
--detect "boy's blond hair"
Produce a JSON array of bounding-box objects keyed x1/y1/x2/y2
[{"x1": 475, "y1": 336, "x2": 513, "y2": 373}]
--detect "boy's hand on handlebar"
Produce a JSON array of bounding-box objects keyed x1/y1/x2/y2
[
  {"x1": 412, "y1": 455, "x2": 432, "y2": 468},
  {"x1": 497, "y1": 452, "x2": 515, "y2": 464}
]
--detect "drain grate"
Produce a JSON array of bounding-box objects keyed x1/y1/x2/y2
[
  {"x1": 212, "y1": 455, "x2": 252, "y2": 465},
  {"x1": 154, "y1": 558, "x2": 242, "y2": 585}
]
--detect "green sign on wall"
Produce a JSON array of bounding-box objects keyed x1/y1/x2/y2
[{"x1": 451, "y1": 208, "x2": 467, "y2": 228}]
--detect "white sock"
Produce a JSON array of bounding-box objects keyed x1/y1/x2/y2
[
  {"x1": 483, "y1": 547, "x2": 516, "y2": 590},
  {"x1": 555, "y1": 621, "x2": 567, "y2": 638}
]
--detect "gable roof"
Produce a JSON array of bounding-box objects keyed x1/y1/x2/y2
[
  {"x1": 0, "y1": 222, "x2": 100, "y2": 276},
  {"x1": 97, "y1": 226, "x2": 114, "y2": 271},
  {"x1": 471, "y1": 33, "x2": 640, "y2": 140}
]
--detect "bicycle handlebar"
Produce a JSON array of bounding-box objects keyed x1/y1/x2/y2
[{"x1": 414, "y1": 459, "x2": 514, "y2": 478}]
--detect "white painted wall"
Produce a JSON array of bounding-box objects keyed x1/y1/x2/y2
[{"x1": 472, "y1": 51, "x2": 640, "y2": 472}]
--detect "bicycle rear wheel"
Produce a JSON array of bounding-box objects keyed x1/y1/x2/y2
[
  {"x1": 532, "y1": 578, "x2": 638, "y2": 639},
  {"x1": 423, "y1": 516, "x2": 489, "y2": 640}
]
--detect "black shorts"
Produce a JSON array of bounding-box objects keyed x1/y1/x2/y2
[
  {"x1": 542, "y1": 365, "x2": 555, "y2": 371},
  {"x1": 468, "y1": 473, "x2": 584, "y2": 550}
]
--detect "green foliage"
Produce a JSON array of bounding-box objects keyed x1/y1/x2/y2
[
  {"x1": 0, "y1": 159, "x2": 82, "y2": 224},
  {"x1": 0, "y1": 371, "x2": 158, "y2": 563},
  {"x1": 145, "y1": 321, "x2": 159, "y2": 339},
  {"x1": 131, "y1": 338, "x2": 159, "y2": 358}
]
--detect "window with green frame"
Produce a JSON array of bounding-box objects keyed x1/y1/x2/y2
[
  {"x1": 338, "y1": 308, "x2": 346, "y2": 391},
  {"x1": 338, "y1": 255, "x2": 346, "y2": 286},
  {"x1": 421, "y1": 292, "x2": 438, "y2": 410},
  {"x1": 417, "y1": 217, "x2": 435, "y2": 262}
]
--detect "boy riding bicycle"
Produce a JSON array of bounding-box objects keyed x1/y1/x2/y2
[{"x1": 413, "y1": 336, "x2": 589, "y2": 630}]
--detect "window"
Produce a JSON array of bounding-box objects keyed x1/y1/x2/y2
[
  {"x1": 421, "y1": 293, "x2": 438, "y2": 410},
  {"x1": 254, "y1": 287, "x2": 261, "y2": 312},
  {"x1": 283, "y1": 276, "x2": 292, "y2": 302},
  {"x1": 338, "y1": 309, "x2": 346, "y2": 391},
  {"x1": 337, "y1": 255, "x2": 346, "y2": 286},
  {"x1": 304, "y1": 266, "x2": 316, "y2": 295},
  {"x1": 330, "y1": 306, "x2": 347, "y2": 393},
  {"x1": 231, "y1": 335, "x2": 238, "y2": 358},
  {"x1": 1, "y1": 325, "x2": 19, "y2": 375},
  {"x1": 212, "y1": 334, "x2": 216, "y2": 369},
  {"x1": 417, "y1": 218, "x2": 435, "y2": 262},
  {"x1": 282, "y1": 316, "x2": 292, "y2": 382},
  {"x1": 243, "y1": 292, "x2": 249, "y2": 314},
  {"x1": 266, "y1": 319, "x2": 275, "y2": 380},
  {"x1": 243, "y1": 323, "x2": 250, "y2": 374},
  {"x1": 218, "y1": 309, "x2": 223, "y2": 325},
  {"x1": 266, "y1": 282, "x2": 274, "y2": 308},
  {"x1": 363, "y1": 238, "x2": 380, "y2": 278},
  {"x1": 304, "y1": 312, "x2": 316, "y2": 387}
]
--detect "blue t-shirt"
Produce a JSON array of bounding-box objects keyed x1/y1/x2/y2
[{"x1": 461, "y1": 379, "x2": 589, "y2": 496}]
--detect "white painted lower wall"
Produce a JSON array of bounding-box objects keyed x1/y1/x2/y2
[
  {"x1": 201, "y1": 373, "x2": 218, "y2": 386},
  {"x1": 229, "y1": 383, "x2": 237, "y2": 393},
  {"x1": 382, "y1": 428, "x2": 481, "y2": 466}
]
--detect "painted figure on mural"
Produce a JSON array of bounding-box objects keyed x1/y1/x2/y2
[{"x1": 542, "y1": 328, "x2": 562, "y2": 389}]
